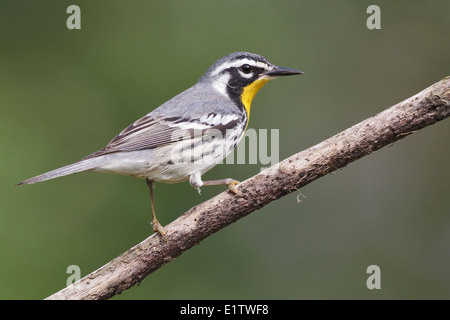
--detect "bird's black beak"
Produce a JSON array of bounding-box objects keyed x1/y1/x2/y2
[{"x1": 264, "y1": 66, "x2": 304, "y2": 77}]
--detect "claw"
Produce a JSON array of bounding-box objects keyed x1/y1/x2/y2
[
  {"x1": 152, "y1": 219, "x2": 167, "y2": 238},
  {"x1": 226, "y1": 179, "x2": 240, "y2": 194}
]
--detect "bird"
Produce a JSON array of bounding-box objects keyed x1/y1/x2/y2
[{"x1": 17, "y1": 52, "x2": 303, "y2": 237}]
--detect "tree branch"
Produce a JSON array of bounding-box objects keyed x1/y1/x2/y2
[{"x1": 46, "y1": 76, "x2": 450, "y2": 300}]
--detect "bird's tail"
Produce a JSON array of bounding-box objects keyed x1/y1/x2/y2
[{"x1": 16, "y1": 157, "x2": 104, "y2": 185}]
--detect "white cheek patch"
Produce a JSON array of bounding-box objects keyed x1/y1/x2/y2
[{"x1": 212, "y1": 73, "x2": 230, "y2": 97}]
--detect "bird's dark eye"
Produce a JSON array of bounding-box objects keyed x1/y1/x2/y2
[{"x1": 241, "y1": 64, "x2": 252, "y2": 74}]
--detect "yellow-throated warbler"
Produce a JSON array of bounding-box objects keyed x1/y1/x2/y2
[{"x1": 18, "y1": 52, "x2": 303, "y2": 236}]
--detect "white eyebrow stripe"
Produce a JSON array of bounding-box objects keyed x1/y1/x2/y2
[{"x1": 210, "y1": 58, "x2": 273, "y2": 76}]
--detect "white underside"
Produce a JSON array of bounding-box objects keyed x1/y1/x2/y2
[{"x1": 91, "y1": 134, "x2": 240, "y2": 184}]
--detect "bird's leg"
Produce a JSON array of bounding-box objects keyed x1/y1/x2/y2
[
  {"x1": 189, "y1": 172, "x2": 240, "y2": 194},
  {"x1": 146, "y1": 179, "x2": 166, "y2": 237},
  {"x1": 201, "y1": 178, "x2": 240, "y2": 194}
]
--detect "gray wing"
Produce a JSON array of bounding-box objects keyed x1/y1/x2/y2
[
  {"x1": 84, "y1": 107, "x2": 241, "y2": 159},
  {"x1": 83, "y1": 115, "x2": 184, "y2": 159}
]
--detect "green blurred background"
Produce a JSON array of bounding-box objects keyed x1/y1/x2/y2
[{"x1": 1, "y1": 0, "x2": 449, "y2": 299}]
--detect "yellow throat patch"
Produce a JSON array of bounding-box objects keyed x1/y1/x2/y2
[{"x1": 240, "y1": 77, "x2": 272, "y2": 121}]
